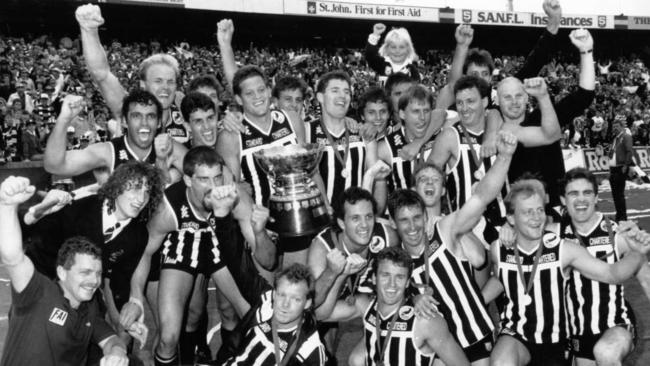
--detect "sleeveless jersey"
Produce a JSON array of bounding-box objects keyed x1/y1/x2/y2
[
  {"x1": 226, "y1": 290, "x2": 327, "y2": 365},
  {"x1": 497, "y1": 232, "x2": 567, "y2": 344},
  {"x1": 410, "y1": 222, "x2": 494, "y2": 347},
  {"x1": 561, "y1": 214, "x2": 632, "y2": 336},
  {"x1": 363, "y1": 298, "x2": 434, "y2": 366},
  {"x1": 161, "y1": 105, "x2": 191, "y2": 144},
  {"x1": 239, "y1": 109, "x2": 298, "y2": 206},
  {"x1": 305, "y1": 119, "x2": 366, "y2": 204},
  {"x1": 160, "y1": 181, "x2": 223, "y2": 272},
  {"x1": 446, "y1": 122, "x2": 508, "y2": 224},
  {"x1": 384, "y1": 126, "x2": 438, "y2": 190},
  {"x1": 313, "y1": 222, "x2": 393, "y2": 298},
  {"x1": 103, "y1": 136, "x2": 156, "y2": 176}
]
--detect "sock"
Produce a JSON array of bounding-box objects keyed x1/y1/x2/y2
[
  {"x1": 154, "y1": 350, "x2": 178, "y2": 366},
  {"x1": 195, "y1": 311, "x2": 211, "y2": 357},
  {"x1": 215, "y1": 327, "x2": 237, "y2": 363},
  {"x1": 178, "y1": 329, "x2": 197, "y2": 364}
]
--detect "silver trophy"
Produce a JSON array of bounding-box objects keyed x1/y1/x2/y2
[{"x1": 253, "y1": 143, "x2": 330, "y2": 237}]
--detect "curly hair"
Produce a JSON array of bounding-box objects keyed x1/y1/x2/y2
[
  {"x1": 98, "y1": 161, "x2": 164, "y2": 222},
  {"x1": 57, "y1": 236, "x2": 101, "y2": 270}
]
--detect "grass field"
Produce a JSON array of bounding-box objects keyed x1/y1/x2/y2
[{"x1": 1, "y1": 179, "x2": 650, "y2": 365}]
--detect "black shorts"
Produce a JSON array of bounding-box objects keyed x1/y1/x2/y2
[
  {"x1": 463, "y1": 333, "x2": 494, "y2": 363},
  {"x1": 147, "y1": 249, "x2": 162, "y2": 282},
  {"x1": 278, "y1": 233, "x2": 316, "y2": 253},
  {"x1": 161, "y1": 237, "x2": 223, "y2": 276},
  {"x1": 570, "y1": 322, "x2": 636, "y2": 361},
  {"x1": 499, "y1": 328, "x2": 570, "y2": 366}
]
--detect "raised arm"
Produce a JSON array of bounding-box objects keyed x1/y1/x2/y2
[
  {"x1": 0, "y1": 176, "x2": 37, "y2": 293},
  {"x1": 570, "y1": 28, "x2": 595, "y2": 91},
  {"x1": 44, "y1": 95, "x2": 111, "y2": 176},
  {"x1": 505, "y1": 77, "x2": 561, "y2": 146},
  {"x1": 515, "y1": 0, "x2": 561, "y2": 80},
  {"x1": 216, "y1": 129, "x2": 242, "y2": 181},
  {"x1": 364, "y1": 23, "x2": 388, "y2": 75},
  {"x1": 482, "y1": 241, "x2": 505, "y2": 304},
  {"x1": 446, "y1": 131, "x2": 516, "y2": 238},
  {"x1": 437, "y1": 24, "x2": 475, "y2": 110},
  {"x1": 75, "y1": 4, "x2": 126, "y2": 119},
  {"x1": 217, "y1": 19, "x2": 238, "y2": 91},
  {"x1": 425, "y1": 126, "x2": 454, "y2": 171}
]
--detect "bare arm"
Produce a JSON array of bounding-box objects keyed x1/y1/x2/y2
[
  {"x1": 563, "y1": 239, "x2": 645, "y2": 284},
  {"x1": 425, "y1": 126, "x2": 454, "y2": 171},
  {"x1": 482, "y1": 241, "x2": 505, "y2": 304},
  {"x1": 507, "y1": 78, "x2": 561, "y2": 147},
  {"x1": 418, "y1": 316, "x2": 470, "y2": 366},
  {"x1": 44, "y1": 95, "x2": 111, "y2": 175},
  {"x1": 216, "y1": 129, "x2": 242, "y2": 181},
  {"x1": 76, "y1": 4, "x2": 126, "y2": 119},
  {"x1": 570, "y1": 29, "x2": 595, "y2": 91},
  {"x1": 217, "y1": 19, "x2": 238, "y2": 91},
  {"x1": 448, "y1": 132, "x2": 516, "y2": 238},
  {"x1": 0, "y1": 177, "x2": 36, "y2": 293},
  {"x1": 119, "y1": 200, "x2": 175, "y2": 328},
  {"x1": 309, "y1": 240, "x2": 343, "y2": 307},
  {"x1": 321, "y1": 294, "x2": 369, "y2": 323}
]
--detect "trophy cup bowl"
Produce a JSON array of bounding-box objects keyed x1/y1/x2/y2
[{"x1": 253, "y1": 144, "x2": 330, "y2": 238}]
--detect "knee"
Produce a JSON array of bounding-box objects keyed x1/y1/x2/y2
[
  {"x1": 159, "y1": 325, "x2": 181, "y2": 349},
  {"x1": 593, "y1": 336, "x2": 628, "y2": 366},
  {"x1": 218, "y1": 301, "x2": 238, "y2": 323},
  {"x1": 185, "y1": 301, "x2": 204, "y2": 329},
  {"x1": 348, "y1": 347, "x2": 365, "y2": 366}
]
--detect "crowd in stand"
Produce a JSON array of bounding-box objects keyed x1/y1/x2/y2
[
  {"x1": 3, "y1": 1, "x2": 650, "y2": 366},
  {"x1": 1, "y1": 29, "x2": 649, "y2": 163}
]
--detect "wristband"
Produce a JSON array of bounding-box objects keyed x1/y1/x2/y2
[
  {"x1": 580, "y1": 49, "x2": 593, "y2": 54},
  {"x1": 128, "y1": 297, "x2": 146, "y2": 324}
]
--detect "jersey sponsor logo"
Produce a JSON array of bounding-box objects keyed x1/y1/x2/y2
[
  {"x1": 393, "y1": 134, "x2": 403, "y2": 147},
  {"x1": 180, "y1": 222, "x2": 201, "y2": 231},
  {"x1": 369, "y1": 236, "x2": 386, "y2": 253},
  {"x1": 543, "y1": 233, "x2": 559, "y2": 248},
  {"x1": 108, "y1": 249, "x2": 125, "y2": 263},
  {"x1": 392, "y1": 321, "x2": 407, "y2": 331},
  {"x1": 539, "y1": 253, "x2": 557, "y2": 264},
  {"x1": 181, "y1": 205, "x2": 189, "y2": 219},
  {"x1": 272, "y1": 127, "x2": 291, "y2": 140},
  {"x1": 49, "y1": 308, "x2": 68, "y2": 326},
  {"x1": 245, "y1": 137, "x2": 264, "y2": 148},
  {"x1": 119, "y1": 149, "x2": 128, "y2": 161},
  {"x1": 271, "y1": 110, "x2": 286, "y2": 123},
  {"x1": 600, "y1": 220, "x2": 616, "y2": 233},
  {"x1": 164, "y1": 256, "x2": 178, "y2": 264},
  {"x1": 399, "y1": 305, "x2": 414, "y2": 321},
  {"x1": 588, "y1": 236, "x2": 610, "y2": 246}
]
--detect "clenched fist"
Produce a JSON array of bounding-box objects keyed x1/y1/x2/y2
[
  {"x1": 217, "y1": 19, "x2": 235, "y2": 45},
  {"x1": 0, "y1": 176, "x2": 35, "y2": 207},
  {"x1": 373, "y1": 23, "x2": 387, "y2": 36},
  {"x1": 154, "y1": 133, "x2": 174, "y2": 160},
  {"x1": 569, "y1": 28, "x2": 594, "y2": 53},
  {"x1": 523, "y1": 77, "x2": 549, "y2": 99},
  {"x1": 75, "y1": 4, "x2": 105, "y2": 31},
  {"x1": 455, "y1": 24, "x2": 474, "y2": 48},
  {"x1": 496, "y1": 131, "x2": 518, "y2": 157}
]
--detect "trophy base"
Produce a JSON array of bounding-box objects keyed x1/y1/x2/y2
[{"x1": 268, "y1": 191, "x2": 331, "y2": 238}]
